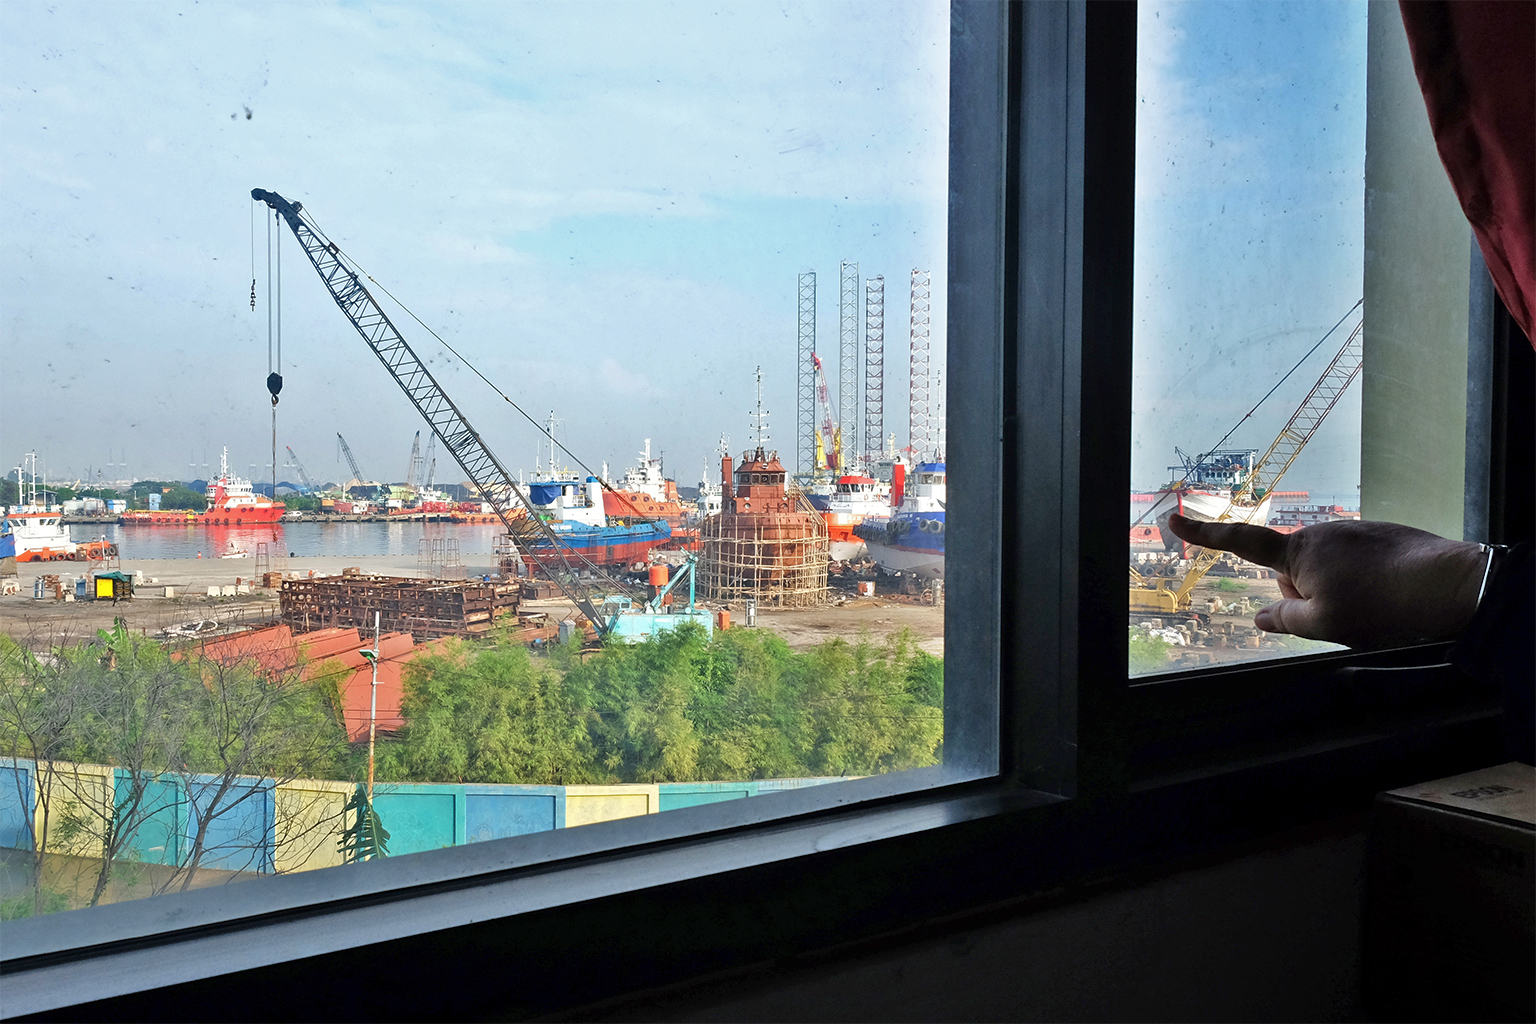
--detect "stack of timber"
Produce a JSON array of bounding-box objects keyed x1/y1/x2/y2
[{"x1": 278, "y1": 574, "x2": 519, "y2": 639}]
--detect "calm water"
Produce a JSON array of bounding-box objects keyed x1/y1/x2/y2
[{"x1": 69, "y1": 521, "x2": 509, "y2": 560}]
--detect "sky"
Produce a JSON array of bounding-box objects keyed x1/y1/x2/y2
[
  {"x1": 1, "y1": 0, "x2": 949, "y2": 489},
  {"x1": 1132, "y1": 1, "x2": 1369, "y2": 500},
  {"x1": 4, "y1": 1, "x2": 1370, "y2": 502}
]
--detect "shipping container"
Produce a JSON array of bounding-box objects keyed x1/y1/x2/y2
[{"x1": 464, "y1": 784, "x2": 565, "y2": 842}]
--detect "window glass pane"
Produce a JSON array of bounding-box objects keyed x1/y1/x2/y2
[
  {"x1": 1130, "y1": 1, "x2": 1367, "y2": 674},
  {"x1": 0, "y1": 1, "x2": 950, "y2": 914},
  {"x1": 1130, "y1": 1, "x2": 1478, "y2": 677}
]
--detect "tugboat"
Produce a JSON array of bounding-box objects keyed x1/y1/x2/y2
[
  {"x1": 3, "y1": 455, "x2": 116, "y2": 561},
  {"x1": 855, "y1": 461, "x2": 946, "y2": 579},
  {"x1": 523, "y1": 475, "x2": 671, "y2": 570},
  {"x1": 602, "y1": 439, "x2": 690, "y2": 526},
  {"x1": 119, "y1": 448, "x2": 285, "y2": 526},
  {"x1": 1, "y1": 508, "x2": 117, "y2": 562},
  {"x1": 822, "y1": 474, "x2": 891, "y2": 561}
]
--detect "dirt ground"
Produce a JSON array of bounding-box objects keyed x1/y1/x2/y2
[
  {"x1": 2, "y1": 556, "x2": 945, "y2": 658},
  {"x1": 0, "y1": 555, "x2": 422, "y2": 652}
]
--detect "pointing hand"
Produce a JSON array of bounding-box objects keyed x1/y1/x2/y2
[{"x1": 1165, "y1": 514, "x2": 1486, "y2": 648}]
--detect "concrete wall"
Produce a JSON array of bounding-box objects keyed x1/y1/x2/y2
[{"x1": 1360, "y1": 1, "x2": 1471, "y2": 538}]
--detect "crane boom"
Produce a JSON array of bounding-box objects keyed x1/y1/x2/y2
[
  {"x1": 253, "y1": 187, "x2": 629, "y2": 633},
  {"x1": 1131, "y1": 319, "x2": 1364, "y2": 613},
  {"x1": 404, "y1": 431, "x2": 422, "y2": 490},
  {"x1": 286, "y1": 445, "x2": 320, "y2": 495},
  {"x1": 336, "y1": 432, "x2": 365, "y2": 483}
]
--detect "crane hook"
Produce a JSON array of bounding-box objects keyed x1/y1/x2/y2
[{"x1": 267, "y1": 371, "x2": 283, "y2": 405}]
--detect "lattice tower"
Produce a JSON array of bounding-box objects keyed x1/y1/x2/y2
[
  {"x1": 796, "y1": 272, "x2": 817, "y2": 477},
  {"x1": 863, "y1": 275, "x2": 885, "y2": 465},
  {"x1": 839, "y1": 261, "x2": 860, "y2": 469},
  {"x1": 908, "y1": 270, "x2": 932, "y2": 457}
]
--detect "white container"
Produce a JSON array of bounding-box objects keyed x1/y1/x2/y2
[{"x1": 163, "y1": 586, "x2": 176, "y2": 598}]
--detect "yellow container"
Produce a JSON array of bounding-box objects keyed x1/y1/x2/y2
[
  {"x1": 95, "y1": 577, "x2": 115, "y2": 600},
  {"x1": 273, "y1": 779, "x2": 353, "y2": 873},
  {"x1": 39, "y1": 762, "x2": 114, "y2": 859},
  {"x1": 563, "y1": 785, "x2": 660, "y2": 828}
]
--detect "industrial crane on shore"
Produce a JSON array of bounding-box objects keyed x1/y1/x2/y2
[
  {"x1": 253, "y1": 187, "x2": 635, "y2": 635},
  {"x1": 285, "y1": 445, "x2": 321, "y2": 495},
  {"x1": 1130, "y1": 319, "x2": 1364, "y2": 615},
  {"x1": 336, "y1": 433, "x2": 366, "y2": 488}
]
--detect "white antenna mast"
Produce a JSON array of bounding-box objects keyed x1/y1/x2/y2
[{"x1": 750, "y1": 366, "x2": 769, "y2": 449}]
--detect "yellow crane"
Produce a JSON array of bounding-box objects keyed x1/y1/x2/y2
[{"x1": 1130, "y1": 320, "x2": 1363, "y2": 615}]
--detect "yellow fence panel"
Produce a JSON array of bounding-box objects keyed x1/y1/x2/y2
[
  {"x1": 563, "y1": 785, "x2": 660, "y2": 828},
  {"x1": 273, "y1": 779, "x2": 353, "y2": 873},
  {"x1": 39, "y1": 762, "x2": 114, "y2": 859}
]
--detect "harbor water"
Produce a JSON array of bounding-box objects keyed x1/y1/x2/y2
[{"x1": 69, "y1": 521, "x2": 510, "y2": 560}]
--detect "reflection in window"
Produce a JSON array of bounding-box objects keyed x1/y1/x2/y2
[
  {"x1": 0, "y1": 1, "x2": 949, "y2": 915},
  {"x1": 1129, "y1": 1, "x2": 1366, "y2": 674}
]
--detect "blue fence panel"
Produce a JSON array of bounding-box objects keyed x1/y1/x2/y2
[
  {"x1": 657, "y1": 781, "x2": 758, "y2": 812},
  {"x1": 114, "y1": 771, "x2": 184, "y2": 866},
  {"x1": 755, "y1": 777, "x2": 856, "y2": 793},
  {"x1": 464, "y1": 785, "x2": 565, "y2": 842},
  {"x1": 182, "y1": 775, "x2": 276, "y2": 874},
  {"x1": 372, "y1": 783, "x2": 467, "y2": 856},
  {"x1": 0, "y1": 758, "x2": 37, "y2": 850}
]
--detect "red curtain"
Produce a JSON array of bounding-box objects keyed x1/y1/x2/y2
[{"x1": 1399, "y1": 1, "x2": 1535, "y2": 343}]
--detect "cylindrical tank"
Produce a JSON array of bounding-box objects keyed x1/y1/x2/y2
[{"x1": 648, "y1": 565, "x2": 670, "y2": 587}]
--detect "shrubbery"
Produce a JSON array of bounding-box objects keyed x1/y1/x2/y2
[{"x1": 374, "y1": 624, "x2": 944, "y2": 785}]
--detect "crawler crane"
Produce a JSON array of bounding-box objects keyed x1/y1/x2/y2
[
  {"x1": 1129, "y1": 320, "x2": 1364, "y2": 615},
  {"x1": 253, "y1": 187, "x2": 636, "y2": 635}
]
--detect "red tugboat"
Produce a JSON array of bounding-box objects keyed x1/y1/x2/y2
[{"x1": 120, "y1": 448, "x2": 285, "y2": 526}]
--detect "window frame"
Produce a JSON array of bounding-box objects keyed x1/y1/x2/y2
[{"x1": 0, "y1": 4, "x2": 1510, "y2": 1018}]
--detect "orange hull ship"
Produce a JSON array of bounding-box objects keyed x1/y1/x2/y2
[{"x1": 120, "y1": 448, "x2": 285, "y2": 526}]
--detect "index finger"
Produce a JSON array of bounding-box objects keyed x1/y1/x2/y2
[{"x1": 1166, "y1": 514, "x2": 1290, "y2": 573}]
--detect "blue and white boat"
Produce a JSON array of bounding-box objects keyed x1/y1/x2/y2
[{"x1": 854, "y1": 461, "x2": 945, "y2": 579}]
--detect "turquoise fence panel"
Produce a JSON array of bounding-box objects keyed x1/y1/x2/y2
[
  {"x1": 182, "y1": 775, "x2": 276, "y2": 874},
  {"x1": 114, "y1": 771, "x2": 184, "y2": 866},
  {"x1": 372, "y1": 783, "x2": 467, "y2": 856},
  {"x1": 464, "y1": 785, "x2": 565, "y2": 842},
  {"x1": 0, "y1": 758, "x2": 37, "y2": 850},
  {"x1": 657, "y1": 781, "x2": 758, "y2": 812},
  {"x1": 756, "y1": 777, "x2": 856, "y2": 793}
]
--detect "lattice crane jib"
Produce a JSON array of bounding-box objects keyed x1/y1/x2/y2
[
  {"x1": 1169, "y1": 320, "x2": 1365, "y2": 605},
  {"x1": 337, "y1": 432, "x2": 365, "y2": 484},
  {"x1": 405, "y1": 431, "x2": 422, "y2": 490},
  {"x1": 286, "y1": 445, "x2": 320, "y2": 495},
  {"x1": 864, "y1": 276, "x2": 885, "y2": 462},
  {"x1": 252, "y1": 188, "x2": 630, "y2": 632},
  {"x1": 908, "y1": 270, "x2": 932, "y2": 457},
  {"x1": 839, "y1": 261, "x2": 860, "y2": 469},
  {"x1": 797, "y1": 272, "x2": 817, "y2": 478}
]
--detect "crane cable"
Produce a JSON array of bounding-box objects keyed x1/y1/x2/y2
[
  {"x1": 290, "y1": 206, "x2": 649, "y2": 600},
  {"x1": 1133, "y1": 297, "x2": 1363, "y2": 532},
  {"x1": 300, "y1": 210, "x2": 623, "y2": 495}
]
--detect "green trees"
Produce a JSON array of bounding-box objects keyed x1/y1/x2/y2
[
  {"x1": 381, "y1": 625, "x2": 944, "y2": 786},
  {"x1": 0, "y1": 624, "x2": 349, "y2": 912}
]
